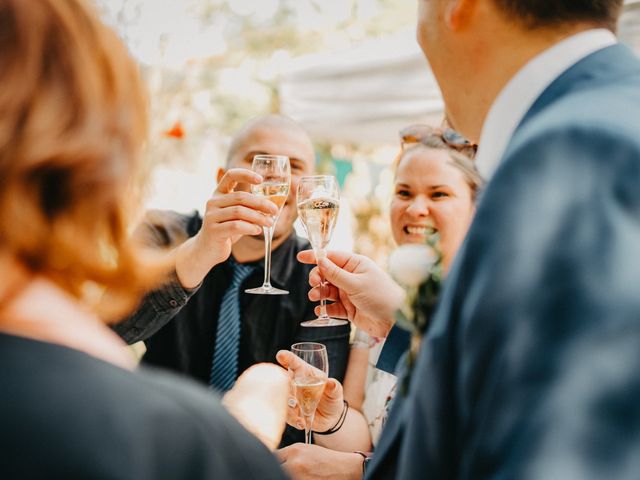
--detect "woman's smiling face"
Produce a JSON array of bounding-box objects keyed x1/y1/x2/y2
[{"x1": 390, "y1": 146, "x2": 475, "y2": 271}]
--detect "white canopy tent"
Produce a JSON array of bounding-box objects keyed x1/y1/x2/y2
[
  {"x1": 280, "y1": 28, "x2": 443, "y2": 146},
  {"x1": 280, "y1": 0, "x2": 640, "y2": 146}
]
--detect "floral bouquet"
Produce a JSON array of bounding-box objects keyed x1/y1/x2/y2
[{"x1": 388, "y1": 235, "x2": 442, "y2": 393}]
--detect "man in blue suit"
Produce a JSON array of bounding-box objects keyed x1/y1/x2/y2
[{"x1": 299, "y1": 0, "x2": 640, "y2": 477}]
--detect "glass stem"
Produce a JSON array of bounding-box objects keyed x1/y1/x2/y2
[
  {"x1": 315, "y1": 248, "x2": 330, "y2": 320},
  {"x1": 304, "y1": 413, "x2": 314, "y2": 444},
  {"x1": 262, "y1": 225, "x2": 274, "y2": 289}
]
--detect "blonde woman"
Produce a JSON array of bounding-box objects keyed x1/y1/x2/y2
[{"x1": 277, "y1": 125, "x2": 483, "y2": 478}]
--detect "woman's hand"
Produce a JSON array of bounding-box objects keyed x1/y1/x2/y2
[
  {"x1": 277, "y1": 443, "x2": 363, "y2": 480},
  {"x1": 276, "y1": 350, "x2": 344, "y2": 432},
  {"x1": 298, "y1": 250, "x2": 404, "y2": 338}
]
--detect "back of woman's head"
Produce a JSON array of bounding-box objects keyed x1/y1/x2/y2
[{"x1": 0, "y1": 0, "x2": 162, "y2": 318}]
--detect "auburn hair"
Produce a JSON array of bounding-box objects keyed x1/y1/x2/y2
[{"x1": 0, "y1": 0, "x2": 168, "y2": 320}]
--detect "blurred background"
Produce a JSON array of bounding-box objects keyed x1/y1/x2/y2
[{"x1": 96, "y1": 0, "x2": 640, "y2": 266}]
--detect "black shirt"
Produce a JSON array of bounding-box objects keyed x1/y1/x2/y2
[
  {"x1": 114, "y1": 210, "x2": 350, "y2": 384},
  {"x1": 0, "y1": 333, "x2": 286, "y2": 480}
]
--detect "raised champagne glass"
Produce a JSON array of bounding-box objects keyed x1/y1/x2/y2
[
  {"x1": 245, "y1": 154, "x2": 291, "y2": 295},
  {"x1": 297, "y1": 175, "x2": 348, "y2": 327},
  {"x1": 290, "y1": 342, "x2": 329, "y2": 444}
]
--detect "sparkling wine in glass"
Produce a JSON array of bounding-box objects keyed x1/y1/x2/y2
[
  {"x1": 245, "y1": 154, "x2": 290, "y2": 295},
  {"x1": 297, "y1": 175, "x2": 347, "y2": 326},
  {"x1": 290, "y1": 342, "x2": 329, "y2": 444}
]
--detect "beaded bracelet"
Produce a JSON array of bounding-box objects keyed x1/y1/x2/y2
[{"x1": 313, "y1": 400, "x2": 349, "y2": 435}]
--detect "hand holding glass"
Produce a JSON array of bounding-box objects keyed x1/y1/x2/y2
[
  {"x1": 246, "y1": 155, "x2": 290, "y2": 295},
  {"x1": 290, "y1": 342, "x2": 329, "y2": 444},
  {"x1": 297, "y1": 175, "x2": 347, "y2": 326}
]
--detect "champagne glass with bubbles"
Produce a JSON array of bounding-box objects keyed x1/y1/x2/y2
[
  {"x1": 290, "y1": 342, "x2": 329, "y2": 444},
  {"x1": 297, "y1": 175, "x2": 348, "y2": 326},
  {"x1": 245, "y1": 155, "x2": 290, "y2": 295}
]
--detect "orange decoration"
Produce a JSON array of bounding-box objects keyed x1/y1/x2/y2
[{"x1": 164, "y1": 121, "x2": 185, "y2": 139}]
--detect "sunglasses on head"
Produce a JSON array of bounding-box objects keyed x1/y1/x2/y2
[{"x1": 399, "y1": 124, "x2": 478, "y2": 158}]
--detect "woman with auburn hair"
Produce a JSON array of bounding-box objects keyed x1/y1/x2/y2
[{"x1": 0, "y1": 0, "x2": 288, "y2": 478}]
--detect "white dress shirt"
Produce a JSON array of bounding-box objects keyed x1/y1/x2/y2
[{"x1": 475, "y1": 29, "x2": 617, "y2": 181}]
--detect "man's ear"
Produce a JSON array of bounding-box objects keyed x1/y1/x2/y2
[
  {"x1": 445, "y1": 0, "x2": 477, "y2": 31},
  {"x1": 216, "y1": 167, "x2": 226, "y2": 183}
]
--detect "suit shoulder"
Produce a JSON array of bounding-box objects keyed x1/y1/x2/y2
[
  {"x1": 513, "y1": 71, "x2": 640, "y2": 156},
  {"x1": 486, "y1": 102, "x2": 640, "y2": 235},
  {"x1": 504, "y1": 98, "x2": 640, "y2": 184}
]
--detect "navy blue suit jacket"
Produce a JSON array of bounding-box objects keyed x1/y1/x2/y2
[{"x1": 368, "y1": 44, "x2": 640, "y2": 479}]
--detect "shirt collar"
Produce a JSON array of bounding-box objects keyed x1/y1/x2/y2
[{"x1": 475, "y1": 28, "x2": 617, "y2": 181}]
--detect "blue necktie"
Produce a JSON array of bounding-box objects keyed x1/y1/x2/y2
[{"x1": 210, "y1": 260, "x2": 254, "y2": 392}]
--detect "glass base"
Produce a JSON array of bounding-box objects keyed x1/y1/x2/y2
[
  {"x1": 245, "y1": 286, "x2": 289, "y2": 295},
  {"x1": 301, "y1": 317, "x2": 349, "y2": 327}
]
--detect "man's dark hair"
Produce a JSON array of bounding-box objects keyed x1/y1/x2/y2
[{"x1": 493, "y1": 0, "x2": 624, "y2": 30}]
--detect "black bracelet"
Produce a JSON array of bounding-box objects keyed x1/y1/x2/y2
[{"x1": 313, "y1": 400, "x2": 349, "y2": 435}]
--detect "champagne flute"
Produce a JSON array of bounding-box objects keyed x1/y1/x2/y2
[
  {"x1": 297, "y1": 175, "x2": 348, "y2": 326},
  {"x1": 245, "y1": 154, "x2": 291, "y2": 295},
  {"x1": 290, "y1": 342, "x2": 329, "y2": 444}
]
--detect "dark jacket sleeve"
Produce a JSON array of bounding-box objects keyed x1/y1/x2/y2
[{"x1": 113, "y1": 271, "x2": 200, "y2": 343}]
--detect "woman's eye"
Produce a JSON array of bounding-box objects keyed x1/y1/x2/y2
[
  {"x1": 432, "y1": 191, "x2": 449, "y2": 199},
  {"x1": 395, "y1": 189, "x2": 411, "y2": 198}
]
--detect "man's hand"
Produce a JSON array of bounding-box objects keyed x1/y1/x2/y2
[
  {"x1": 175, "y1": 168, "x2": 278, "y2": 288},
  {"x1": 222, "y1": 363, "x2": 289, "y2": 450},
  {"x1": 276, "y1": 350, "x2": 344, "y2": 432},
  {"x1": 276, "y1": 444, "x2": 363, "y2": 480},
  {"x1": 297, "y1": 250, "x2": 404, "y2": 338}
]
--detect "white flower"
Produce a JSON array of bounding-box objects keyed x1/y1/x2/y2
[{"x1": 388, "y1": 244, "x2": 437, "y2": 288}]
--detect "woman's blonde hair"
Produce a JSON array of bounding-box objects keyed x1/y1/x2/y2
[
  {"x1": 0, "y1": 0, "x2": 166, "y2": 319},
  {"x1": 395, "y1": 125, "x2": 485, "y2": 201}
]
